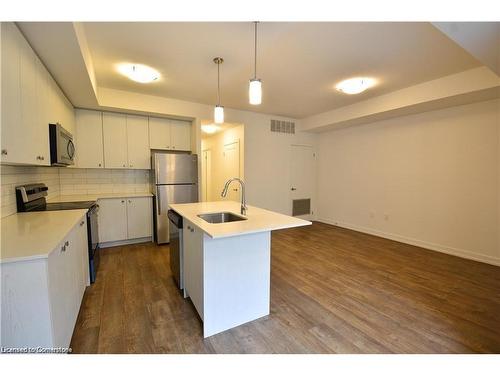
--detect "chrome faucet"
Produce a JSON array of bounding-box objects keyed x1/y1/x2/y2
[{"x1": 221, "y1": 178, "x2": 247, "y2": 215}]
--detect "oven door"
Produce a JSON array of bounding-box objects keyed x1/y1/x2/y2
[{"x1": 87, "y1": 205, "x2": 100, "y2": 283}]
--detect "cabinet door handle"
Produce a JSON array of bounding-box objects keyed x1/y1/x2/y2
[
  {"x1": 80, "y1": 221, "x2": 85, "y2": 226},
  {"x1": 65, "y1": 241, "x2": 69, "y2": 246},
  {"x1": 190, "y1": 228, "x2": 194, "y2": 233},
  {"x1": 1, "y1": 149, "x2": 7, "y2": 155},
  {"x1": 121, "y1": 200, "x2": 125, "y2": 203},
  {"x1": 61, "y1": 245, "x2": 66, "y2": 252},
  {"x1": 128, "y1": 200, "x2": 131, "y2": 203},
  {"x1": 122, "y1": 164, "x2": 126, "y2": 167},
  {"x1": 98, "y1": 163, "x2": 102, "y2": 167}
]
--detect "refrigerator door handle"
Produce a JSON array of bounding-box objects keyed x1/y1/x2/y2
[
  {"x1": 155, "y1": 156, "x2": 160, "y2": 184},
  {"x1": 157, "y1": 186, "x2": 162, "y2": 215}
]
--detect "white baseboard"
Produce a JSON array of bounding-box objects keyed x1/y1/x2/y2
[
  {"x1": 316, "y1": 218, "x2": 500, "y2": 267},
  {"x1": 100, "y1": 237, "x2": 153, "y2": 249}
]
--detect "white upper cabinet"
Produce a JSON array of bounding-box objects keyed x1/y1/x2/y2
[
  {"x1": 1, "y1": 23, "x2": 23, "y2": 164},
  {"x1": 75, "y1": 109, "x2": 104, "y2": 168},
  {"x1": 0, "y1": 22, "x2": 75, "y2": 166},
  {"x1": 103, "y1": 112, "x2": 128, "y2": 168},
  {"x1": 149, "y1": 117, "x2": 191, "y2": 151},
  {"x1": 126, "y1": 115, "x2": 150, "y2": 169},
  {"x1": 149, "y1": 117, "x2": 171, "y2": 150},
  {"x1": 81, "y1": 110, "x2": 150, "y2": 170},
  {"x1": 170, "y1": 119, "x2": 191, "y2": 151}
]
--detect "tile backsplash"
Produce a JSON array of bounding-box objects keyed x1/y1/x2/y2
[
  {"x1": 59, "y1": 168, "x2": 150, "y2": 196},
  {"x1": 1, "y1": 165, "x2": 61, "y2": 218},
  {"x1": 0, "y1": 166, "x2": 151, "y2": 218}
]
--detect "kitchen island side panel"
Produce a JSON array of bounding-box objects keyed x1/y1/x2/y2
[{"x1": 202, "y1": 231, "x2": 271, "y2": 338}]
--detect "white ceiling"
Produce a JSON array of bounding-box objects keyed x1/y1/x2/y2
[{"x1": 21, "y1": 22, "x2": 481, "y2": 119}]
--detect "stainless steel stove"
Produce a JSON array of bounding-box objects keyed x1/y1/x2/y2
[{"x1": 16, "y1": 183, "x2": 100, "y2": 283}]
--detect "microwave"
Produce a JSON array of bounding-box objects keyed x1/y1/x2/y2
[{"x1": 49, "y1": 123, "x2": 75, "y2": 166}]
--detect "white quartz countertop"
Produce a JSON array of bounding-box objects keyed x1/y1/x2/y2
[
  {"x1": 48, "y1": 192, "x2": 153, "y2": 203},
  {"x1": 0, "y1": 210, "x2": 88, "y2": 264},
  {"x1": 169, "y1": 201, "x2": 311, "y2": 239}
]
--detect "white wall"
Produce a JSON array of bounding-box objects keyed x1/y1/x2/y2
[
  {"x1": 201, "y1": 125, "x2": 245, "y2": 202},
  {"x1": 316, "y1": 99, "x2": 500, "y2": 265}
]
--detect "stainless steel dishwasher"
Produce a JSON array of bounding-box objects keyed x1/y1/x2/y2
[{"x1": 167, "y1": 209, "x2": 184, "y2": 290}]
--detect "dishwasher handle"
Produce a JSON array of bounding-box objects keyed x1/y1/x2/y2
[{"x1": 167, "y1": 209, "x2": 183, "y2": 229}]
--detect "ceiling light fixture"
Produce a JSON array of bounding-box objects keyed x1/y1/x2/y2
[
  {"x1": 336, "y1": 77, "x2": 376, "y2": 95},
  {"x1": 249, "y1": 21, "x2": 262, "y2": 105},
  {"x1": 117, "y1": 63, "x2": 160, "y2": 83},
  {"x1": 213, "y1": 57, "x2": 224, "y2": 124},
  {"x1": 201, "y1": 124, "x2": 220, "y2": 134}
]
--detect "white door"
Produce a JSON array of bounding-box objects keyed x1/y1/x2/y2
[
  {"x1": 98, "y1": 198, "x2": 128, "y2": 242},
  {"x1": 149, "y1": 117, "x2": 171, "y2": 150},
  {"x1": 75, "y1": 109, "x2": 104, "y2": 168},
  {"x1": 170, "y1": 119, "x2": 191, "y2": 151},
  {"x1": 222, "y1": 140, "x2": 240, "y2": 202},
  {"x1": 126, "y1": 197, "x2": 152, "y2": 239},
  {"x1": 126, "y1": 115, "x2": 150, "y2": 169},
  {"x1": 202, "y1": 149, "x2": 212, "y2": 202},
  {"x1": 290, "y1": 145, "x2": 315, "y2": 220},
  {"x1": 103, "y1": 112, "x2": 128, "y2": 168}
]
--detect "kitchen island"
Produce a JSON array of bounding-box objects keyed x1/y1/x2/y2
[{"x1": 169, "y1": 201, "x2": 311, "y2": 337}]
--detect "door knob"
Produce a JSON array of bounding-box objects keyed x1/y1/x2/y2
[{"x1": 291, "y1": 187, "x2": 297, "y2": 191}]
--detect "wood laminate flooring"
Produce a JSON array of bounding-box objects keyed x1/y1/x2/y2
[{"x1": 70, "y1": 222, "x2": 500, "y2": 353}]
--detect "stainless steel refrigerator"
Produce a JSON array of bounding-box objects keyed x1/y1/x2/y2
[{"x1": 152, "y1": 152, "x2": 198, "y2": 244}]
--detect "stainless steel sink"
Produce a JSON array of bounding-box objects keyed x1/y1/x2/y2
[{"x1": 198, "y1": 212, "x2": 248, "y2": 224}]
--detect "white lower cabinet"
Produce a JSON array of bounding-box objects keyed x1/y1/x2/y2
[
  {"x1": 0, "y1": 216, "x2": 89, "y2": 349},
  {"x1": 126, "y1": 197, "x2": 153, "y2": 239},
  {"x1": 98, "y1": 197, "x2": 152, "y2": 244},
  {"x1": 183, "y1": 219, "x2": 204, "y2": 319},
  {"x1": 97, "y1": 198, "x2": 128, "y2": 242}
]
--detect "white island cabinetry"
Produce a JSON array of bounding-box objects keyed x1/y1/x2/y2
[{"x1": 172, "y1": 201, "x2": 311, "y2": 338}]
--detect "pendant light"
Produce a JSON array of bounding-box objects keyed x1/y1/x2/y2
[
  {"x1": 213, "y1": 57, "x2": 224, "y2": 124},
  {"x1": 249, "y1": 21, "x2": 262, "y2": 105}
]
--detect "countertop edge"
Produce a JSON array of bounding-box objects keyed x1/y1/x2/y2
[
  {"x1": 0, "y1": 210, "x2": 88, "y2": 264},
  {"x1": 169, "y1": 202, "x2": 312, "y2": 239}
]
